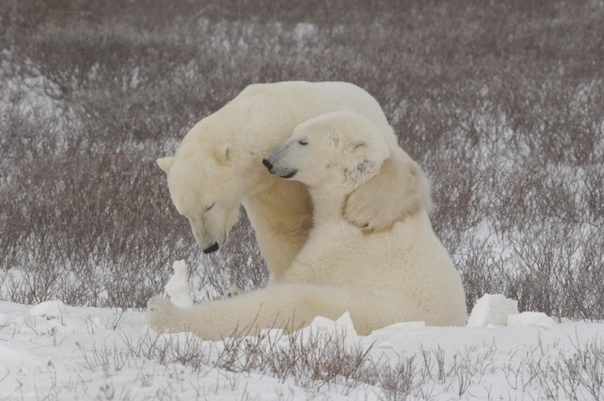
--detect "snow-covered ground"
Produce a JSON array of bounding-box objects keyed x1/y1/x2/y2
[{"x1": 1, "y1": 293, "x2": 603, "y2": 400}]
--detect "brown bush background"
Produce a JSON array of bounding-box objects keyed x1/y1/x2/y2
[{"x1": 1, "y1": 0, "x2": 602, "y2": 318}]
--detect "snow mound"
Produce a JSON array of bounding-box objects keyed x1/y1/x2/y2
[
  {"x1": 302, "y1": 311, "x2": 358, "y2": 345},
  {"x1": 364, "y1": 321, "x2": 426, "y2": 349},
  {"x1": 165, "y1": 260, "x2": 193, "y2": 307},
  {"x1": 468, "y1": 294, "x2": 518, "y2": 327},
  {"x1": 507, "y1": 311, "x2": 556, "y2": 328},
  {"x1": 468, "y1": 294, "x2": 556, "y2": 329},
  {"x1": 29, "y1": 300, "x2": 67, "y2": 319},
  {"x1": 256, "y1": 312, "x2": 359, "y2": 350}
]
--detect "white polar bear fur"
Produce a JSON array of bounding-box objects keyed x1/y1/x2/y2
[
  {"x1": 155, "y1": 81, "x2": 428, "y2": 282},
  {"x1": 264, "y1": 111, "x2": 467, "y2": 327},
  {"x1": 147, "y1": 111, "x2": 467, "y2": 340}
]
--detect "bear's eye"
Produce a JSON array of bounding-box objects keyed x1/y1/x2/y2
[
  {"x1": 298, "y1": 139, "x2": 308, "y2": 146},
  {"x1": 206, "y1": 202, "x2": 215, "y2": 212}
]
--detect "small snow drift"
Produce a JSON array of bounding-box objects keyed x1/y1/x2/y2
[
  {"x1": 29, "y1": 300, "x2": 68, "y2": 320},
  {"x1": 468, "y1": 294, "x2": 556, "y2": 329},
  {"x1": 507, "y1": 311, "x2": 556, "y2": 328}
]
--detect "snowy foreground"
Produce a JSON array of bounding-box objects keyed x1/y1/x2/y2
[{"x1": 1, "y1": 298, "x2": 603, "y2": 401}]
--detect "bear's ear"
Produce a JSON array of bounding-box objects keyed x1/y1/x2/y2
[
  {"x1": 349, "y1": 140, "x2": 366, "y2": 152},
  {"x1": 214, "y1": 143, "x2": 232, "y2": 165},
  {"x1": 156, "y1": 157, "x2": 174, "y2": 174},
  {"x1": 348, "y1": 135, "x2": 389, "y2": 165}
]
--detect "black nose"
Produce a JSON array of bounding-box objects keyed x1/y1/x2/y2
[
  {"x1": 203, "y1": 242, "x2": 219, "y2": 254},
  {"x1": 262, "y1": 158, "x2": 273, "y2": 172}
]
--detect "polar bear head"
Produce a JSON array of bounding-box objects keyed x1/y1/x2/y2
[
  {"x1": 156, "y1": 123, "x2": 243, "y2": 254},
  {"x1": 263, "y1": 111, "x2": 390, "y2": 193}
]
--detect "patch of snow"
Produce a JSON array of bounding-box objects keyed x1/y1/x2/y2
[
  {"x1": 298, "y1": 311, "x2": 358, "y2": 348},
  {"x1": 467, "y1": 294, "x2": 558, "y2": 330},
  {"x1": 467, "y1": 293, "x2": 519, "y2": 327},
  {"x1": 29, "y1": 300, "x2": 67, "y2": 319},
  {"x1": 1, "y1": 299, "x2": 603, "y2": 400},
  {"x1": 507, "y1": 311, "x2": 557, "y2": 329},
  {"x1": 164, "y1": 259, "x2": 193, "y2": 307}
]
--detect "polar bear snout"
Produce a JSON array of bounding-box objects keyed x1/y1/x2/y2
[
  {"x1": 189, "y1": 219, "x2": 226, "y2": 254},
  {"x1": 262, "y1": 158, "x2": 274, "y2": 172},
  {"x1": 262, "y1": 157, "x2": 298, "y2": 179},
  {"x1": 203, "y1": 242, "x2": 220, "y2": 254}
]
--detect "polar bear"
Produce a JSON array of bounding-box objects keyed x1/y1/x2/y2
[
  {"x1": 147, "y1": 111, "x2": 467, "y2": 339},
  {"x1": 155, "y1": 81, "x2": 426, "y2": 282}
]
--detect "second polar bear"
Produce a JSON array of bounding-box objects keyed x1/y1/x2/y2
[
  {"x1": 147, "y1": 112, "x2": 466, "y2": 339},
  {"x1": 262, "y1": 111, "x2": 467, "y2": 329}
]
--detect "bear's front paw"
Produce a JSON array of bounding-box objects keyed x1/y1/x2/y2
[
  {"x1": 146, "y1": 297, "x2": 180, "y2": 333},
  {"x1": 343, "y1": 174, "x2": 400, "y2": 232},
  {"x1": 343, "y1": 156, "x2": 428, "y2": 232}
]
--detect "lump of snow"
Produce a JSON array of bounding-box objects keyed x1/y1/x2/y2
[
  {"x1": 370, "y1": 321, "x2": 426, "y2": 336},
  {"x1": 165, "y1": 260, "x2": 193, "y2": 308},
  {"x1": 366, "y1": 321, "x2": 426, "y2": 349},
  {"x1": 310, "y1": 312, "x2": 356, "y2": 333},
  {"x1": 298, "y1": 312, "x2": 358, "y2": 347},
  {"x1": 30, "y1": 300, "x2": 67, "y2": 319},
  {"x1": 507, "y1": 312, "x2": 556, "y2": 329},
  {"x1": 467, "y1": 294, "x2": 519, "y2": 327}
]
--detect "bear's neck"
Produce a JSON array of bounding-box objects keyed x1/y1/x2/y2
[{"x1": 308, "y1": 187, "x2": 351, "y2": 226}]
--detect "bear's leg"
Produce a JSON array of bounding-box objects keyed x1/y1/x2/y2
[{"x1": 147, "y1": 284, "x2": 397, "y2": 340}]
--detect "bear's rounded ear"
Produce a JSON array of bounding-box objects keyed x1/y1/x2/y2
[
  {"x1": 349, "y1": 140, "x2": 366, "y2": 152},
  {"x1": 349, "y1": 135, "x2": 389, "y2": 165},
  {"x1": 214, "y1": 143, "x2": 232, "y2": 165},
  {"x1": 156, "y1": 157, "x2": 174, "y2": 174}
]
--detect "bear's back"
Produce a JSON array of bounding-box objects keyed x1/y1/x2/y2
[{"x1": 235, "y1": 81, "x2": 395, "y2": 142}]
